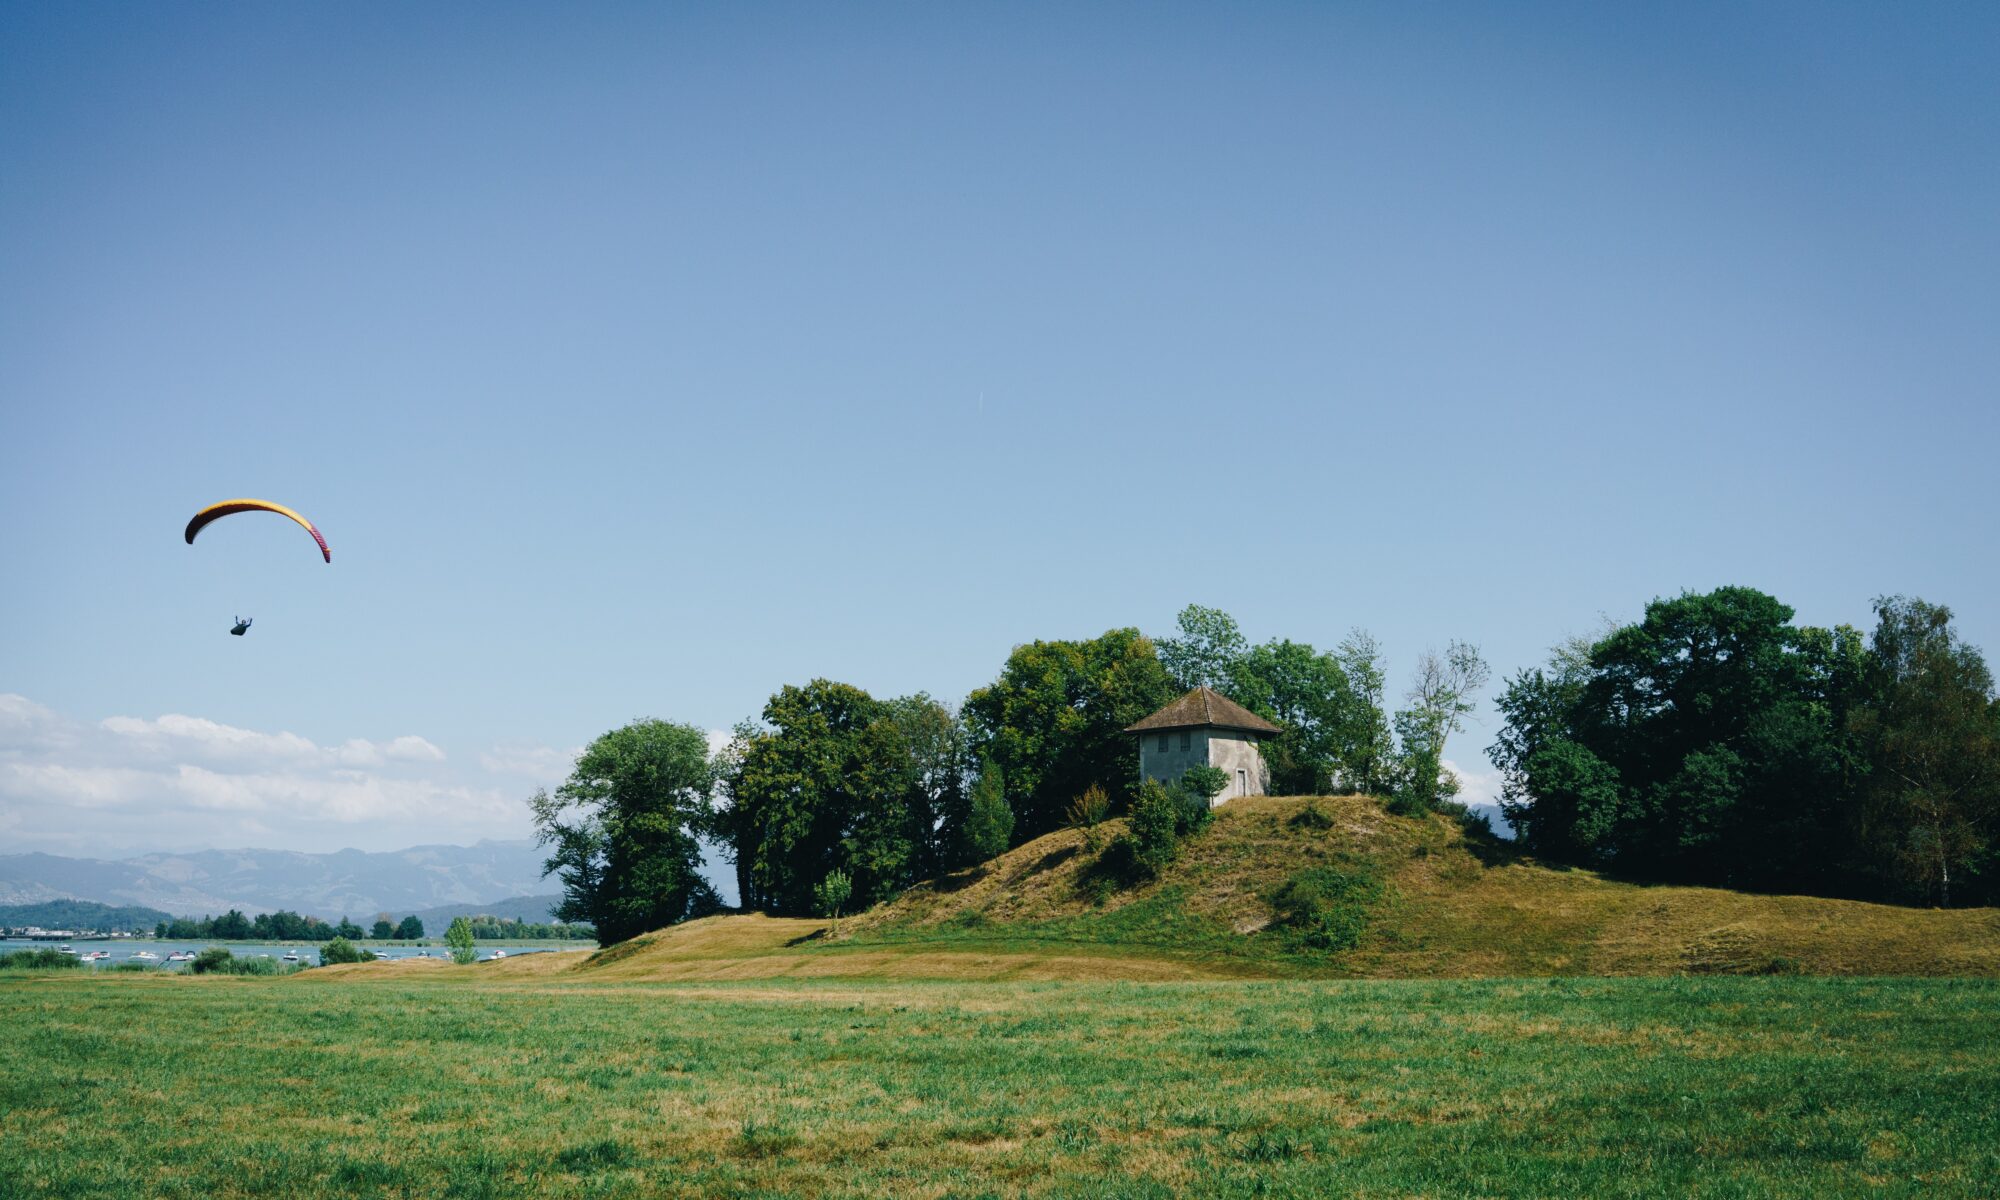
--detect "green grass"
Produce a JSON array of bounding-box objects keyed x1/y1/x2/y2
[{"x1": 2, "y1": 970, "x2": 1996, "y2": 1197}]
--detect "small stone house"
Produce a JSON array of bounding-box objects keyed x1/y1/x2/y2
[{"x1": 1125, "y1": 686, "x2": 1281, "y2": 805}]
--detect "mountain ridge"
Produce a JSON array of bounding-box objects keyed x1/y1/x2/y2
[{"x1": 0, "y1": 841, "x2": 551, "y2": 921}]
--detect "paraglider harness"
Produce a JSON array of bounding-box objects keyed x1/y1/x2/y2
[{"x1": 230, "y1": 617, "x2": 253, "y2": 636}]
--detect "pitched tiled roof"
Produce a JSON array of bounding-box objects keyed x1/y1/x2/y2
[{"x1": 1125, "y1": 686, "x2": 1282, "y2": 735}]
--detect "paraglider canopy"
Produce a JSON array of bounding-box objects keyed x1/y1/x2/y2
[{"x1": 184, "y1": 499, "x2": 330, "y2": 563}]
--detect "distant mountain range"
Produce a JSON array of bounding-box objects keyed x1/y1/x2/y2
[
  {"x1": 0, "y1": 842, "x2": 555, "y2": 922},
  {"x1": 0, "y1": 899, "x2": 175, "y2": 932}
]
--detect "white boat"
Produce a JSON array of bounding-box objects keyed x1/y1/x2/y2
[
  {"x1": 491, "y1": 949, "x2": 507, "y2": 959},
  {"x1": 130, "y1": 951, "x2": 159, "y2": 961},
  {"x1": 281, "y1": 951, "x2": 301, "y2": 962},
  {"x1": 85, "y1": 950, "x2": 110, "y2": 961},
  {"x1": 166, "y1": 951, "x2": 196, "y2": 962},
  {"x1": 57, "y1": 944, "x2": 72, "y2": 952}
]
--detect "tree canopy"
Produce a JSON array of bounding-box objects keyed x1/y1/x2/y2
[{"x1": 530, "y1": 718, "x2": 721, "y2": 945}]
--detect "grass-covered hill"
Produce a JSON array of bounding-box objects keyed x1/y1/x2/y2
[{"x1": 540, "y1": 795, "x2": 2000, "y2": 983}]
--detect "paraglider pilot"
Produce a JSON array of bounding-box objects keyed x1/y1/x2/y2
[{"x1": 230, "y1": 617, "x2": 253, "y2": 636}]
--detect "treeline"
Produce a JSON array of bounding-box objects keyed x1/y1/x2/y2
[
  {"x1": 532, "y1": 606, "x2": 1489, "y2": 942},
  {"x1": 153, "y1": 910, "x2": 424, "y2": 941},
  {"x1": 454, "y1": 916, "x2": 594, "y2": 940},
  {"x1": 1491, "y1": 589, "x2": 2000, "y2": 906}
]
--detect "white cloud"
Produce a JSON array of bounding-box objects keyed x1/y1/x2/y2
[
  {"x1": 99, "y1": 713, "x2": 443, "y2": 769},
  {"x1": 479, "y1": 742, "x2": 579, "y2": 778},
  {"x1": 1441, "y1": 758, "x2": 1502, "y2": 809},
  {"x1": 0, "y1": 694, "x2": 522, "y2": 854}
]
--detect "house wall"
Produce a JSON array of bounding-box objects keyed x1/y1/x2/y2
[
  {"x1": 1137, "y1": 728, "x2": 1271, "y2": 805},
  {"x1": 1205, "y1": 731, "x2": 1270, "y2": 804},
  {"x1": 1138, "y1": 727, "x2": 1207, "y2": 787}
]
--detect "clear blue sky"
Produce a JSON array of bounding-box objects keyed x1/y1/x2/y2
[{"x1": 3, "y1": 3, "x2": 1995, "y2": 862}]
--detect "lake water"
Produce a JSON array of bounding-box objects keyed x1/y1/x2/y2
[{"x1": 0, "y1": 937, "x2": 592, "y2": 968}]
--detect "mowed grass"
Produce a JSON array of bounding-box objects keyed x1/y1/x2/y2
[{"x1": 3, "y1": 971, "x2": 1996, "y2": 1198}]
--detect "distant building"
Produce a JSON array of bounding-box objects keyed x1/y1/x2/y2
[{"x1": 1125, "y1": 686, "x2": 1280, "y2": 804}]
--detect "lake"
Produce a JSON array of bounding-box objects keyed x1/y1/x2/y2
[{"x1": 0, "y1": 937, "x2": 591, "y2": 967}]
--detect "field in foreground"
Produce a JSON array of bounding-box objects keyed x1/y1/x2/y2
[{"x1": 4, "y1": 970, "x2": 1997, "y2": 1198}]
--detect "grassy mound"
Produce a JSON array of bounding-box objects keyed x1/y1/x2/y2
[
  {"x1": 842, "y1": 794, "x2": 2000, "y2": 977},
  {"x1": 531, "y1": 795, "x2": 1998, "y2": 983}
]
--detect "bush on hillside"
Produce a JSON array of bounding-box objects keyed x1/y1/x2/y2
[
  {"x1": 187, "y1": 948, "x2": 295, "y2": 976},
  {"x1": 189, "y1": 947, "x2": 235, "y2": 974},
  {"x1": 321, "y1": 936, "x2": 375, "y2": 965},
  {"x1": 1268, "y1": 866, "x2": 1384, "y2": 952},
  {"x1": 1126, "y1": 780, "x2": 1182, "y2": 877},
  {"x1": 0, "y1": 949, "x2": 81, "y2": 970},
  {"x1": 1182, "y1": 765, "x2": 1228, "y2": 807},
  {"x1": 1288, "y1": 802, "x2": 1337, "y2": 831}
]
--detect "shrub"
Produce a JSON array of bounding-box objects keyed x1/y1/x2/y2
[
  {"x1": 320, "y1": 936, "x2": 372, "y2": 965},
  {"x1": 813, "y1": 869, "x2": 853, "y2": 928},
  {"x1": 1127, "y1": 780, "x2": 1182, "y2": 877},
  {"x1": 1288, "y1": 803, "x2": 1336, "y2": 831},
  {"x1": 0, "y1": 949, "x2": 81, "y2": 970},
  {"x1": 189, "y1": 947, "x2": 235, "y2": 975},
  {"x1": 1182, "y1": 764, "x2": 1228, "y2": 806},
  {"x1": 1066, "y1": 784, "x2": 1111, "y2": 829},
  {"x1": 1170, "y1": 779, "x2": 1213, "y2": 836},
  {"x1": 1268, "y1": 866, "x2": 1384, "y2": 952},
  {"x1": 445, "y1": 917, "x2": 477, "y2": 965}
]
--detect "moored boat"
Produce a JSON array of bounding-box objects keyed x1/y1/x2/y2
[
  {"x1": 130, "y1": 951, "x2": 159, "y2": 961},
  {"x1": 166, "y1": 951, "x2": 196, "y2": 962}
]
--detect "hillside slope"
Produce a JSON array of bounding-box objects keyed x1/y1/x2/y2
[
  {"x1": 846, "y1": 794, "x2": 2000, "y2": 976},
  {"x1": 485, "y1": 795, "x2": 1999, "y2": 985}
]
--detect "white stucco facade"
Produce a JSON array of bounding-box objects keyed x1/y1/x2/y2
[{"x1": 1138, "y1": 728, "x2": 1272, "y2": 805}]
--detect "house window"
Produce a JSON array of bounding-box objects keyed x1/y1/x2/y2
[
  {"x1": 1157, "y1": 733, "x2": 1168, "y2": 753},
  {"x1": 1180, "y1": 730, "x2": 1191, "y2": 752}
]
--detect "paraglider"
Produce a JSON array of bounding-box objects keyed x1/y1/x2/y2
[
  {"x1": 185, "y1": 499, "x2": 329, "y2": 635},
  {"x1": 184, "y1": 499, "x2": 330, "y2": 563}
]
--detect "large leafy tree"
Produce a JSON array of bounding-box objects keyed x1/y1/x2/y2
[
  {"x1": 1156, "y1": 605, "x2": 1394, "y2": 796},
  {"x1": 963, "y1": 628, "x2": 1176, "y2": 843},
  {"x1": 723, "y1": 680, "x2": 926, "y2": 914},
  {"x1": 1388, "y1": 641, "x2": 1490, "y2": 815},
  {"x1": 1491, "y1": 587, "x2": 1866, "y2": 891},
  {"x1": 1851, "y1": 597, "x2": 2000, "y2": 905},
  {"x1": 1158, "y1": 604, "x2": 1249, "y2": 691},
  {"x1": 882, "y1": 693, "x2": 972, "y2": 880},
  {"x1": 529, "y1": 718, "x2": 720, "y2": 946}
]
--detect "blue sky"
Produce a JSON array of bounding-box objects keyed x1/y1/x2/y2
[{"x1": 3, "y1": 3, "x2": 1996, "y2": 869}]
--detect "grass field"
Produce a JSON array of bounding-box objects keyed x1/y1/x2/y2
[{"x1": 4, "y1": 968, "x2": 1997, "y2": 1198}]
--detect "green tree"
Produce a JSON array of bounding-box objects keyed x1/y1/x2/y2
[
  {"x1": 1490, "y1": 588, "x2": 1867, "y2": 892},
  {"x1": 335, "y1": 916, "x2": 364, "y2": 940},
  {"x1": 884, "y1": 694, "x2": 971, "y2": 880},
  {"x1": 1334, "y1": 630, "x2": 1395, "y2": 794},
  {"x1": 370, "y1": 919, "x2": 395, "y2": 940},
  {"x1": 212, "y1": 909, "x2": 252, "y2": 940},
  {"x1": 1851, "y1": 597, "x2": 2000, "y2": 906},
  {"x1": 723, "y1": 681, "x2": 922, "y2": 914},
  {"x1": 957, "y1": 757, "x2": 1014, "y2": 866},
  {"x1": 813, "y1": 868, "x2": 853, "y2": 932},
  {"x1": 530, "y1": 718, "x2": 720, "y2": 946},
  {"x1": 1124, "y1": 780, "x2": 1182, "y2": 876},
  {"x1": 320, "y1": 936, "x2": 368, "y2": 964},
  {"x1": 445, "y1": 916, "x2": 477, "y2": 964},
  {"x1": 963, "y1": 627, "x2": 1176, "y2": 843},
  {"x1": 394, "y1": 915, "x2": 425, "y2": 940},
  {"x1": 1159, "y1": 604, "x2": 1248, "y2": 691},
  {"x1": 1389, "y1": 641, "x2": 1490, "y2": 815}
]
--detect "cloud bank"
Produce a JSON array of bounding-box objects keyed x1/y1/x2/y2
[{"x1": 0, "y1": 693, "x2": 539, "y2": 856}]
